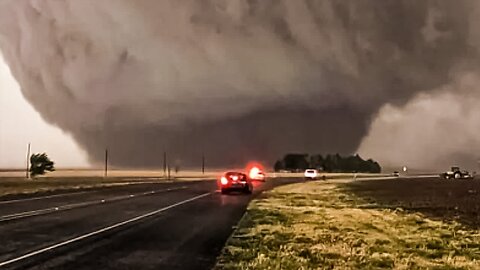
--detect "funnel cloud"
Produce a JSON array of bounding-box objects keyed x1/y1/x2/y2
[{"x1": 0, "y1": 1, "x2": 479, "y2": 168}]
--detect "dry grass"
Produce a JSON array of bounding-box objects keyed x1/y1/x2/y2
[
  {"x1": 0, "y1": 169, "x2": 220, "y2": 178},
  {"x1": 0, "y1": 177, "x2": 165, "y2": 197},
  {"x1": 0, "y1": 169, "x2": 218, "y2": 197},
  {"x1": 215, "y1": 180, "x2": 480, "y2": 269}
]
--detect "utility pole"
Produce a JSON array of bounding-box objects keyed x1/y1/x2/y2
[
  {"x1": 26, "y1": 143, "x2": 31, "y2": 179},
  {"x1": 163, "y1": 151, "x2": 167, "y2": 177},
  {"x1": 202, "y1": 153, "x2": 205, "y2": 175},
  {"x1": 104, "y1": 148, "x2": 109, "y2": 178}
]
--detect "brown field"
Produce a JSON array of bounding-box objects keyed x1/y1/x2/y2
[
  {"x1": 344, "y1": 178, "x2": 480, "y2": 229},
  {"x1": 0, "y1": 169, "x2": 219, "y2": 197},
  {"x1": 216, "y1": 177, "x2": 480, "y2": 269}
]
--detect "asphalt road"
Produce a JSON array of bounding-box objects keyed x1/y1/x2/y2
[{"x1": 0, "y1": 177, "x2": 303, "y2": 270}]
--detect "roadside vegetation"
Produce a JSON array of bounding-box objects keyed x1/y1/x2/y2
[
  {"x1": 216, "y1": 179, "x2": 480, "y2": 269},
  {"x1": 29, "y1": 153, "x2": 55, "y2": 177}
]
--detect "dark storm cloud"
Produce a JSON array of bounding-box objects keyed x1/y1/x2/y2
[{"x1": 0, "y1": 0, "x2": 478, "y2": 168}]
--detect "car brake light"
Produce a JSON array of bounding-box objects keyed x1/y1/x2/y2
[{"x1": 221, "y1": 176, "x2": 229, "y2": 185}]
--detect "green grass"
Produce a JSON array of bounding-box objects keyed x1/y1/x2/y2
[{"x1": 215, "y1": 181, "x2": 480, "y2": 269}]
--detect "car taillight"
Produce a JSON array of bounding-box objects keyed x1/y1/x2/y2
[{"x1": 221, "y1": 176, "x2": 229, "y2": 185}]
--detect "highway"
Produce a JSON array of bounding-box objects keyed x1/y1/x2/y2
[{"x1": 0, "y1": 178, "x2": 303, "y2": 270}]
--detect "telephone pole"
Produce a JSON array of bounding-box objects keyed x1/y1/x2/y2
[
  {"x1": 104, "y1": 148, "x2": 109, "y2": 178},
  {"x1": 163, "y1": 151, "x2": 167, "y2": 177},
  {"x1": 26, "y1": 143, "x2": 31, "y2": 179}
]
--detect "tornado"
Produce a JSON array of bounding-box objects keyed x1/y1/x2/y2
[{"x1": 0, "y1": 0, "x2": 478, "y2": 168}]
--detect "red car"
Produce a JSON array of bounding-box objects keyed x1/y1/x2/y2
[{"x1": 219, "y1": 172, "x2": 253, "y2": 194}]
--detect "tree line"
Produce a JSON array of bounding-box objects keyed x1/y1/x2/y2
[{"x1": 274, "y1": 153, "x2": 381, "y2": 173}]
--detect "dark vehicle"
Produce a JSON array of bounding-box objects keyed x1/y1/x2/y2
[
  {"x1": 392, "y1": 171, "x2": 400, "y2": 177},
  {"x1": 441, "y1": 166, "x2": 473, "y2": 179},
  {"x1": 219, "y1": 172, "x2": 253, "y2": 194}
]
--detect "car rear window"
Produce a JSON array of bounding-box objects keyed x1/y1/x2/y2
[{"x1": 226, "y1": 172, "x2": 246, "y2": 179}]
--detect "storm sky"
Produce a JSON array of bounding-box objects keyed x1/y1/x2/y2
[
  {"x1": 0, "y1": 54, "x2": 89, "y2": 168},
  {"x1": 1, "y1": 0, "x2": 480, "y2": 170}
]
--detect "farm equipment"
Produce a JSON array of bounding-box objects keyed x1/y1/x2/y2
[{"x1": 440, "y1": 166, "x2": 473, "y2": 179}]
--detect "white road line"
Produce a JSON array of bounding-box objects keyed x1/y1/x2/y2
[
  {"x1": 404, "y1": 174, "x2": 440, "y2": 178},
  {"x1": 0, "y1": 191, "x2": 96, "y2": 205},
  {"x1": 348, "y1": 175, "x2": 441, "y2": 181},
  {"x1": 0, "y1": 192, "x2": 211, "y2": 268},
  {"x1": 354, "y1": 176, "x2": 398, "y2": 181},
  {"x1": 0, "y1": 186, "x2": 188, "y2": 222}
]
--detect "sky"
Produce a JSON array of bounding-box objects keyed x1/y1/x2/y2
[
  {"x1": 0, "y1": 55, "x2": 89, "y2": 168},
  {"x1": 1, "y1": 1, "x2": 479, "y2": 171}
]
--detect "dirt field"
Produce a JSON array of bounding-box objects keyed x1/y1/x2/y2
[
  {"x1": 216, "y1": 178, "x2": 480, "y2": 269},
  {"x1": 344, "y1": 178, "x2": 480, "y2": 229}
]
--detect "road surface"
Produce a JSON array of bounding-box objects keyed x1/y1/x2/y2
[{"x1": 0, "y1": 177, "x2": 303, "y2": 270}]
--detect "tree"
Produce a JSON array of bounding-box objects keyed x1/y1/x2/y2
[
  {"x1": 310, "y1": 154, "x2": 324, "y2": 170},
  {"x1": 274, "y1": 160, "x2": 284, "y2": 172},
  {"x1": 283, "y1": 154, "x2": 309, "y2": 172},
  {"x1": 323, "y1": 154, "x2": 335, "y2": 172},
  {"x1": 275, "y1": 153, "x2": 382, "y2": 173},
  {"x1": 30, "y1": 153, "x2": 55, "y2": 177},
  {"x1": 366, "y1": 159, "x2": 381, "y2": 173}
]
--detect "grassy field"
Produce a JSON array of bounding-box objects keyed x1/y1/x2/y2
[{"x1": 215, "y1": 178, "x2": 480, "y2": 269}]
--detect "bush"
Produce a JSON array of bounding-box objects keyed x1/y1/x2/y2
[
  {"x1": 30, "y1": 153, "x2": 55, "y2": 177},
  {"x1": 274, "y1": 160, "x2": 285, "y2": 172}
]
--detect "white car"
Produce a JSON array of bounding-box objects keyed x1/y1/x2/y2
[
  {"x1": 249, "y1": 167, "x2": 266, "y2": 181},
  {"x1": 304, "y1": 169, "x2": 318, "y2": 180}
]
